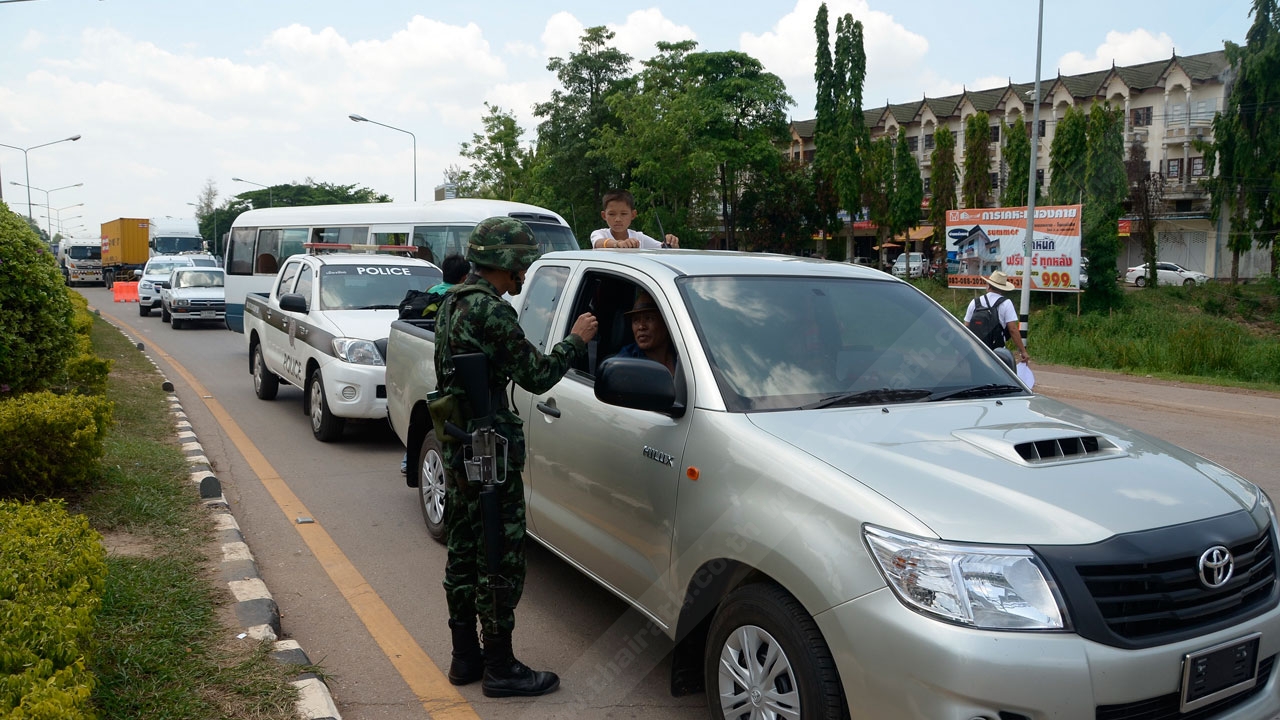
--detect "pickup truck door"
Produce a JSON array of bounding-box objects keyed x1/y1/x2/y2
[
  {"x1": 516, "y1": 272, "x2": 691, "y2": 609},
  {"x1": 263, "y1": 260, "x2": 303, "y2": 382}
]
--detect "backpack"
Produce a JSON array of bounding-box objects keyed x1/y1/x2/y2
[
  {"x1": 398, "y1": 287, "x2": 448, "y2": 322},
  {"x1": 969, "y1": 295, "x2": 1009, "y2": 349}
]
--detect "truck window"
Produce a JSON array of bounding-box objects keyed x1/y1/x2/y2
[
  {"x1": 412, "y1": 225, "x2": 471, "y2": 263},
  {"x1": 275, "y1": 260, "x2": 302, "y2": 297},
  {"x1": 312, "y1": 227, "x2": 369, "y2": 245},
  {"x1": 226, "y1": 227, "x2": 257, "y2": 275},
  {"x1": 517, "y1": 265, "x2": 570, "y2": 353},
  {"x1": 294, "y1": 265, "x2": 314, "y2": 302}
]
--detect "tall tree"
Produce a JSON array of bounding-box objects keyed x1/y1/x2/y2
[
  {"x1": 457, "y1": 103, "x2": 532, "y2": 202},
  {"x1": 928, "y1": 126, "x2": 959, "y2": 268},
  {"x1": 1048, "y1": 105, "x2": 1088, "y2": 205},
  {"x1": 962, "y1": 112, "x2": 992, "y2": 208},
  {"x1": 812, "y1": 4, "x2": 840, "y2": 235},
  {"x1": 1000, "y1": 119, "x2": 1034, "y2": 207},
  {"x1": 891, "y1": 126, "x2": 924, "y2": 249},
  {"x1": 738, "y1": 160, "x2": 819, "y2": 254},
  {"x1": 1083, "y1": 103, "x2": 1127, "y2": 307},
  {"x1": 832, "y1": 14, "x2": 870, "y2": 227},
  {"x1": 1126, "y1": 140, "x2": 1165, "y2": 288},
  {"x1": 533, "y1": 27, "x2": 634, "y2": 238},
  {"x1": 1198, "y1": 0, "x2": 1280, "y2": 280},
  {"x1": 863, "y1": 136, "x2": 895, "y2": 266}
]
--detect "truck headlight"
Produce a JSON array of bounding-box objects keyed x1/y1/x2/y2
[
  {"x1": 174, "y1": 299, "x2": 190, "y2": 307},
  {"x1": 864, "y1": 525, "x2": 1068, "y2": 631},
  {"x1": 140, "y1": 281, "x2": 153, "y2": 290},
  {"x1": 331, "y1": 338, "x2": 384, "y2": 366}
]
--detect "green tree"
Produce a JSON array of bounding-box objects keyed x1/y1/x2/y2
[
  {"x1": 812, "y1": 3, "x2": 840, "y2": 234},
  {"x1": 1126, "y1": 140, "x2": 1164, "y2": 288},
  {"x1": 1048, "y1": 105, "x2": 1088, "y2": 205},
  {"x1": 0, "y1": 201, "x2": 76, "y2": 395},
  {"x1": 1083, "y1": 103, "x2": 1127, "y2": 307},
  {"x1": 534, "y1": 26, "x2": 634, "y2": 238},
  {"x1": 1000, "y1": 120, "x2": 1034, "y2": 207},
  {"x1": 737, "y1": 160, "x2": 819, "y2": 254},
  {"x1": 928, "y1": 126, "x2": 959, "y2": 266},
  {"x1": 892, "y1": 126, "x2": 924, "y2": 248},
  {"x1": 962, "y1": 112, "x2": 992, "y2": 208},
  {"x1": 456, "y1": 103, "x2": 532, "y2": 202},
  {"x1": 685, "y1": 50, "x2": 792, "y2": 250},
  {"x1": 1197, "y1": 0, "x2": 1280, "y2": 280},
  {"x1": 863, "y1": 136, "x2": 895, "y2": 264},
  {"x1": 832, "y1": 14, "x2": 870, "y2": 225}
]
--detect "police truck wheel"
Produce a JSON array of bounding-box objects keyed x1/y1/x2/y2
[
  {"x1": 252, "y1": 344, "x2": 279, "y2": 400},
  {"x1": 418, "y1": 431, "x2": 447, "y2": 543},
  {"x1": 308, "y1": 368, "x2": 344, "y2": 442},
  {"x1": 704, "y1": 583, "x2": 845, "y2": 720}
]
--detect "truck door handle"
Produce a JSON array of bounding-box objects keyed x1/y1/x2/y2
[{"x1": 536, "y1": 401, "x2": 561, "y2": 418}]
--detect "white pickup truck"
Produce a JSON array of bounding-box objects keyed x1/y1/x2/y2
[
  {"x1": 245, "y1": 251, "x2": 441, "y2": 441},
  {"x1": 384, "y1": 249, "x2": 1280, "y2": 720}
]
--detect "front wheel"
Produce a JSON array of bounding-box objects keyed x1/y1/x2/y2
[
  {"x1": 418, "y1": 431, "x2": 447, "y2": 543},
  {"x1": 139, "y1": 302, "x2": 150, "y2": 317},
  {"x1": 1184, "y1": 278, "x2": 1196, "y2": 287},
  {"x1": 252, "y1": 344, "x2": 279, "y2": 400},
  {"x1": 161, "y1": 303, "x2": 171, "y2": 323},
  {"x1": 308, "y1": 367, "x2": 344, "y2": 442},
  {"x1": 704, "y1": 583, "x2": 846, "y2": 720},
  {"x1": 1134, "y1": 276, "x2": 1147, "y2": 288}
]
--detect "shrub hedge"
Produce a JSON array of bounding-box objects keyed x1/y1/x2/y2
[
  {"x1": 0, "y1": 499, "x2": 107, "y2": 719},
  {"x1": 0, "y1": 202, "x2": 78, "y2": 397},
  {"x1": 0, "y1": 392, "x2": 113, "y2": 499}
]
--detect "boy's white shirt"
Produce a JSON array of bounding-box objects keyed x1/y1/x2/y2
[{"x1": 590, "y1": 227, "x2": 664, "y2": 249}]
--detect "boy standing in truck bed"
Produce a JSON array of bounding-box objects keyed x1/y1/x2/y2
[{"x1": 590, "y1": 190, "x2": 679, "y2": 249}]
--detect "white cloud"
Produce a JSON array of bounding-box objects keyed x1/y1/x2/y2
[
  {"x1": 539, "y1": 9, "x2": 694, "y2": 69},
  {"x1": 19, "y1": 30, "x2": 44, "y2": 53},
  {"x1": 1057, "y1": 29, "x2": 1176, "y2": 75},
  {"x1": 541, "y1": 12, "x2": 584, "y2": 63}
]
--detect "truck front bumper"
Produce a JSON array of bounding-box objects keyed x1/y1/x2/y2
[
  {"x1": 816, "y1": 587, "x2": 1280, "y2": 720},
  {"x1": 318, "y1": 359, "x2": 387, "y2": 420}
]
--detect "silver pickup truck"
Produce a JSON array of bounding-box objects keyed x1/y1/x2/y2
[{"x1": 385, "y1": 250, "x2": 1280, "y2": 720}]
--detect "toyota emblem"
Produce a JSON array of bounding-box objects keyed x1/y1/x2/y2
[{"x1": 1198, "y1": 546, "x2": 1234, "y2": 589}]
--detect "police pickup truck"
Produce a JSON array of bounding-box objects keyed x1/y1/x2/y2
[
  {"x1": 384, "y1": 250, "x2": 1280, "y2": 720},
  {"x1": 246, "y1": 251, "x2": 440, "y2": 441}
]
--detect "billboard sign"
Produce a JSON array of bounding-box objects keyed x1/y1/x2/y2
[{"x1": 945, "y1": 204, "x2": 1083, "y2": 292}]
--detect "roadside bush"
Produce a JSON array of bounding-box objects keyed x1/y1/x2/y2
[
  {"x1": 0, "y1": 498, "x2": 106, "y2": 720},
  {"x1": 55, "y1": 294, "x2": 112, "y2": 397},
  {"x1": 0, "y1": 392, "x2": 113, "y2": 499},
  {"x1": 0, "y1": 201, "x2": 77, "y2": 396}
]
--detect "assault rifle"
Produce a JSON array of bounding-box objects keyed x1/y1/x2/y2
[{"x1": 443, "y1": 353, "x2": 509, "y2": 581}]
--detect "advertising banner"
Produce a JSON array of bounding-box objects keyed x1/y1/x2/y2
[{"x1": 945, "y1": 204, "x2": 1083, "y2": 292}]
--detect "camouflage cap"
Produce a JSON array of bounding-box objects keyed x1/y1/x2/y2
[{"x1": 466, "y1": 216, "x2": 540, "y2": 272}]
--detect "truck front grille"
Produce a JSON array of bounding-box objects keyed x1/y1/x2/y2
[
  {"x1": 1034, "y1": 512, "x2": 1279, "y2": 649},
  {"x1": 1095, "y1": 655, "x2": 1273, "y2": 719}
]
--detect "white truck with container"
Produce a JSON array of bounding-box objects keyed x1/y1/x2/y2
[
  {"x1": 384, "y1": 249, "x2": 1280, "y2": 720},
  {"x1": 149, "y1": 216, "x2": 205, "y2": 257}
]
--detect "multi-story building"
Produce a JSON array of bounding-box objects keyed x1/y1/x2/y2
[{"x1": 789, "y1": 50, "x2": 1273, "y2": 279}]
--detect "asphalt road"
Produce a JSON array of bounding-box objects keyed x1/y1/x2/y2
[{"x1": 80, "y1": 286, "x2": 1280, "y2": 720}]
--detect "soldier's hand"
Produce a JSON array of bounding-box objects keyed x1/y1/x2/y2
[{"x1": 571, "y1": 312, "x2": 599, "y2": 343}]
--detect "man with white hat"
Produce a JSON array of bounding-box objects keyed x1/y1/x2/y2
[{"x1": 963, "y1": 270, "x2": 1030, "y2": 364}]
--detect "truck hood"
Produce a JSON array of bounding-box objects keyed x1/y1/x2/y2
[
  {"x1": 747, "y1": 395, "x2": 1258, "y2": 545},
  {"x1": 315, "y1": 310, "x2": 400, "y2": 341},
  {"x1": 167, "y1": 288, "x2": 224, "y2": 302}
]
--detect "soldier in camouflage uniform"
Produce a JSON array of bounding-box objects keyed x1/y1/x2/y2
[{"x1": 434, "y1": 216, "x2": 597, "y2": 698}]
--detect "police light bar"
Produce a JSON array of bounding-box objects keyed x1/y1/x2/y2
[{"x1": 303, "y1": 243, "x2": 419, "y2": 254}]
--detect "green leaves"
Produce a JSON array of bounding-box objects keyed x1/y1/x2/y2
[{"x1": 962, "y1": 111, "x2": 992, "y2": 208}]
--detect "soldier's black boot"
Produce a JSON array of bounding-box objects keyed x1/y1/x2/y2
[
  {"x1": 481, "y1": 632, "x2": 560, "y2": 698},
  {"x1": 448, "y1": 619, "x2": 484, "y2": 685}
]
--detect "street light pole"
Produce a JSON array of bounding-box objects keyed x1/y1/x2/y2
[
  {"x1": 1018, "y1": 0, "x2": 1045, "y2": 353},
  {"x1": 0, "y1": 135, "x2": 82, "y2": 222},
  {"x1": 349, "y1": 114, "x2": 417, "y2": 201},
  {"x1": 232, "y1": 177, "x2": 272, "y2": 208},
  {"x1": 10, "y1": 181, "x2": 83, "y2": 239}
]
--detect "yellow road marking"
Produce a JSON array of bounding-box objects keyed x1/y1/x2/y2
[{"x1": 107, "y1": 313, "x2": 480, "y2": 720}]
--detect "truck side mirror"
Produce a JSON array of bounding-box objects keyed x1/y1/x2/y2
[
  {"x1": 595, "y1": 357, "x2": 675, "y2": 413},
  {"x1": 279, "y1": 293, "x2": 308, "y2": 313}
]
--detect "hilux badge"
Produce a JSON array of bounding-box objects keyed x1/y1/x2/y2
[{"x1": 1198, "y1": 546, "x2": 1234, "y2": 589}]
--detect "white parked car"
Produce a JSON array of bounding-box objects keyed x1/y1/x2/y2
[
  {"x1": 1125, "y1": 262, "x2": 1210, "y2": 287},
  {"x1": 137, "y1": 257, "x2": 196, "y2": 315},
  {"x1": 160, "y1": 267, "x2": 225, "y2": 329},
  {"x1": 892, "y1": 251, "x2": 926, "y2": 278}
]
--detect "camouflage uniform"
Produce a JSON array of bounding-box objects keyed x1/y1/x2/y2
[{"x1": 434, "y1": 225, "x2": 586, "y2": 638}]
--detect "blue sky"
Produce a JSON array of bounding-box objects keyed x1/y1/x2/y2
[{"x1": 0, "y1": 0, "x2": 1256, "y2": 236}]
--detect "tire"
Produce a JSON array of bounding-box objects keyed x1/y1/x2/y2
[
  {"x1": 171, "y1": 317, "x2": 184, "y2": 330},
  {"x1": 1134, "y1": 276, "x2": 1147, "y2": 288},
  {"x1": 308, "y1": 367, "x2": 345, "y2": 442},
  {"x1": 161, "y1": 303, "x2": 171, "y2": 323},
  {"x1": 252, "y1": 344, "x2": 279, "y2": 400},
  {"x1": 704, "y1": 583, "x2": 845, "y2": 720},
  {"x1": 1184, "y1": 278, "x2": 1196, "y2": 287},
  {"x1": 139, "y1": 302, "x2": 150, "y2": 317},
  {"x1": 105, "y1": 270, "x2": 114, "y2": 289},
  {"x1": 418, "y1": 431, "x2": 448, "y2": 543}
]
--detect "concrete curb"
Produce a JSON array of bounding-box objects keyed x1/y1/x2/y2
[{"x1": 124, "y1": 336, "x2": 342, "y2": 720}]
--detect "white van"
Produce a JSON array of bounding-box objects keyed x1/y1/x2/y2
[{"x1": 892, "y1": 251, "x2": 925, "y2": 278}]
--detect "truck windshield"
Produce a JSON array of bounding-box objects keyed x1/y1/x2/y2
[
  {"x1": 67, "y1": 246, "x2": 101, "y2": 260},
  {"x1": 318, "y1": 264, "x2": 443, "y2": 310},
  {"x1": 175, "y1": 271, "x2": 224, "y2": 288},
  {"x1": 154, "y1": 236, "x2": 204, "y2": 254},
  {"x1": 680, "y1": 276, "x2": 1023, "y2": 411}
]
